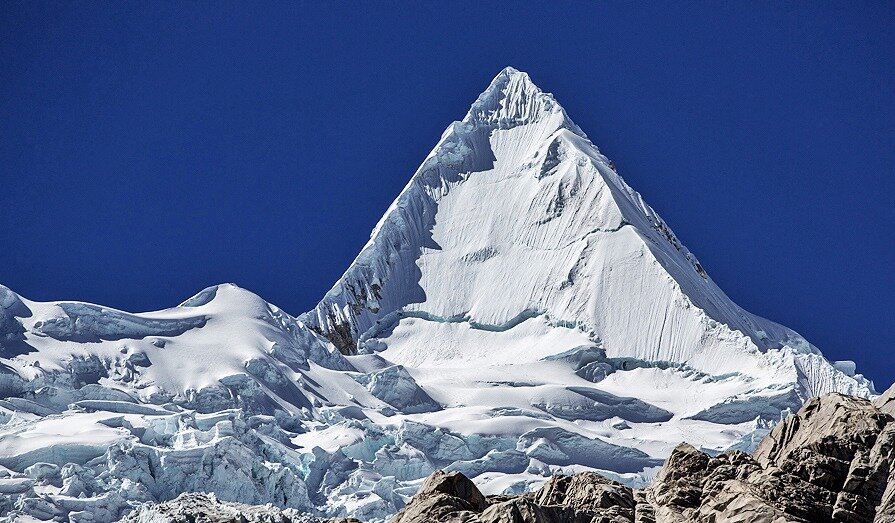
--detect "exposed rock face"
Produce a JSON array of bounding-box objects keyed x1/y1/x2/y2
[
  {"x1": 648, "y1": 391, "x2": 895, "y2": 522},
  {"x1": 391, "y1": 388, "x2": 895, "y2": 523},
  {"x1": 121, "y1": 492, "x2": 361, "y2": 523},
  {"x1": 390, "y1": 470, "x2": 488, "y2": 523},
  {"x1": 391, "y1": 469, "x2": 636, "y2": 523}
]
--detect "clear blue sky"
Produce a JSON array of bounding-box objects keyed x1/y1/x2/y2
[{"x1": 2, "y1": 3, "x2": 893, "y2": 387}]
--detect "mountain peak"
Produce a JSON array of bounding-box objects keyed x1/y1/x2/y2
[
  {"x1": 463, "y1": 67, "x2": 583, "y2": 136},
  {"x1": 306, "y1": 67, "x2": 871, "y2": 398},
  {"x1": 497, "y1": 65, "x2": 523, "y2": 76},
  {"x1": 485, "y1": 66, "x2": 535, "y2": 95}
]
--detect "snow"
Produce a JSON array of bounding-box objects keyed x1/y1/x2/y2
[
  {"x1": 371, "y1": 315, "x2": 595, "y2": 367},
  {"x1": 0, "y1": 67, "x2": 876, "y2": 522},
  {"x1": 0, "y1": 413, "x2": 131, "y2": 471}
]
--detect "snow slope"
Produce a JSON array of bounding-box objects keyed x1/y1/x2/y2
[
  {"x1": 0, "y1": 68, "x2": 874, "y2": 522},
  {"x1": 304, "y1": 67, "x2": 868, "y2": 398}
]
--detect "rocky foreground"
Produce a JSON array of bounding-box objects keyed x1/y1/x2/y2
[
  {"x1": 390, "y1": 388, "x2": 895, "y2": 523},
  {"x1": 124, "y1": 387, "x2": 895, "y2": 522},
  {"x1": 119, "y1": 493, "x2": 326, "y2": 523}
]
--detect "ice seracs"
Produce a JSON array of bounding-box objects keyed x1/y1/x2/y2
[{"x1": 0, "y1": 67, "x2": 877, "y2": 522}]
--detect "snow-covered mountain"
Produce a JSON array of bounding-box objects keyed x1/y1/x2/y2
[{"x1": 0, "y1": 68, "x2": 874, "y2": 522}]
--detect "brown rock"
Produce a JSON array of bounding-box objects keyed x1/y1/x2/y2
[
  {"x1": 534, "y1": 471, "x2": 635, "y2": 512},
  {"x1": 479, "y1": 498, "x2": 573, "y2": 523},
  {"x1": 391, "y1": 470, "x2": 488, "y2": 523}
]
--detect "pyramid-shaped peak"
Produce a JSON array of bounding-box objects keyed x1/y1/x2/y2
[
  {"x1": 464, "y1": 67, "x2": 582, "y2": 135},
  {"x1": 498, "y1": 65, "x2": 524, "y2": 76},
  {"x1": 490, "y1": 66, "x2": 536, "y2": 89}
]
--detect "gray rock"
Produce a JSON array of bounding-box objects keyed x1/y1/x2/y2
[
  {"x1": 479, "y1": 498, "x2": 574, "y2": 523},
  {"x1": 646, "y1": 389, "x2": 895, "y2": 522},
  {"x1": 391, "y1": 469, "x2": 635, "y2": 523},
  {"x1": 534, "y1": 472, "x2": 635, "y2": 517},
  {"x1": 391, "y1": 470, "x2": 488, "y2": 523},
  {"x1": 120, "y1": 492, "x2": 326, "y2": 522}
]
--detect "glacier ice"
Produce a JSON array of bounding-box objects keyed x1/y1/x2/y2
[{"x1": 353, "y1": 365, "x2": 440, "y2": 414}]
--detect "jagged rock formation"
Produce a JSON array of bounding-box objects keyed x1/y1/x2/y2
[
  {"x1": 391, "y1": 387, "x2": 895, "y2": 523},
  {"x1": 646, "y1": 390, "x2": 895, "y2": 522},
  {"x1": 391, "y1": 469, "x2": 637, "y2": 523},
  {"x1": 121, "y1": 493, "x2": 365, "y2": 523},
  {"x1": 121, "y1": 493, "x2": 325, "y2": 523}
]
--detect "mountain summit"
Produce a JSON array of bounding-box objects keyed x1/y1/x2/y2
[
  {"x1": 465, "y1": 67, "x2": 583, "y2": 133},
  {"x1": 304, "y1": 67, "x2": 870, "y2": 398},
  {"x1": 0, "y1": 68, "x2": 875, "y2": 522}
]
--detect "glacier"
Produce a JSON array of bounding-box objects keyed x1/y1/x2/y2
[{"x1": 0, "y1": 67, "x2": 875, "y2": 522}]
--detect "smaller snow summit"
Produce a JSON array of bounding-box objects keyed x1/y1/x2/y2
[{"x1": 0, "y1": 68, "x2": 875, "y2": 522}]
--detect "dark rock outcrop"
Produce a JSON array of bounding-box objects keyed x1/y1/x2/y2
[
  {"x1": 391, "y1": 470, "x2": 489, "y2": 523},
  {"x1": 391, "y1": 469, "x2": 636, "y2": 523}
]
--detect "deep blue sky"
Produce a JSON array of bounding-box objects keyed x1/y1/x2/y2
[{"x1": 2, "y1": 3, "x2": 893, "y2": 387}]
